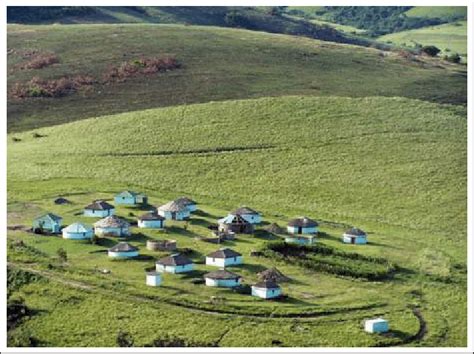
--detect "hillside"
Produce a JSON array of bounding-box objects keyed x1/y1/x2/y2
[
  {"x1": 7, "y1": 96, "x2": 467, "y2": 346},
  {"x1": 404, "y1": 6, "x2": 467, "y2": 21},
  {"x1": 379, "y1": 21, "x2": 467, "y2": 60},
  {"x1": 7, "y1": 23, "x2": 467, "y2": 132},
  {"x1": 7, "y1": 6, "x2": 369, "y2": 46}
]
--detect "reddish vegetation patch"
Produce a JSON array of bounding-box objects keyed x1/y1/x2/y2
[
  {"x1": 10, "y1": 56, "x2": 181, "y2": 99},
  {"x1": 103, "y1": 56, "x2": 181, "y2": 83},
  {"x1": 10, "y1": 75, "x2": 96, "y2": 99},
  {"x1": 17, "y1": 53, "x2": 59, "y2": 70}
]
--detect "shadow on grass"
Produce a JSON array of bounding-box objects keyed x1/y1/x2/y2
[
  {"x1": 238, "y1": 263, "x2": 267, "y2": 273},
  {"x1": 253, "y1": 230, "x2": 280, "y2": 240},
  {"x1": 193, "y1": 209, "x2": 219, "y2": 219}
]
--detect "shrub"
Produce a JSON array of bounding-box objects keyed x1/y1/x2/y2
[
  {"x1": 56, "y1": 247, "x2": 67, "y2": 263},
  {"x1": 421, "y1": 45, "x2": 441, "y2": 57},
  {"x1": 444, "y1": 53, "x2": 461, "y2": 63},
  {"x1": 19, "y1": 53, "x2": 59, "y2": 70},
  {"x1": 116, "y1": 330, "x2": 134, "y2": 347}
]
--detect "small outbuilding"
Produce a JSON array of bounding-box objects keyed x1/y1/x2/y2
[
  {"x1": 84, "y1": 200, "x2": 115, "y2": 217},
  {"x1": 114, "y1": 190, "x2": 148, "y2": 206},
  {"x1": 204, "y1": 270, "x2": 242, "y2": 288},
  {"x1": 156, "y1": 253, "x2": 194, "y2": 273},
  {"x1": 231, "y1": 206, "x2": 261, "y2": 224},
  {"x1": 94, "y1": 215, "x2": 130, "y2": 237},
  {"x1": 218, "y1": 214, "x2": 254, "y2": 234},
  {"x1": 343, "y1": 227, "x2": 367, "y2": 244},
  {"x1": 287, "y1": 217, "x2": 318, "y2": 235},
  {"x1": 284, "y1": 235, "x2": 315, "y2": 245},
  {"x1": 108, "y1": 242, "x2": 139, "y2": 258},
  {"x1": 146, "y1": 239, "x2": 177, "y2": 252},
  {"x1": 138, "y1": 212, "x2": 165, "y2": 229},
  {"x1": 157, "y1": 200, "x2": 190, "y2": 220},
  {"x1": 364, "y1": 318, "x2": 389, "y2": 333},
  {"x1": 206, "y1": 248, "x2": 243, "y2": 267},
  {"x1": 54, "y1": 197, "x2": 71, "y2": 205},
  {"x1": 175, "y1": 197, "x2": 197, "y2": 212},
  {"x1": 251, "y1": 281, "x2": 282, "y2": 299},
  {"x1": 32, "y1": 213, "x2": 63, "y2": 234},
  {"x1": 146, "y1": 271, "x2": 162, "y2": 286},
  {"x1": 62, "y1": 222, "x2": 93, "y2": 240}
]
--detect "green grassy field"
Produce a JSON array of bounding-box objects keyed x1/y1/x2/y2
[
  {"x1": 7, "y1": 95, "x2": 467, "y2": 347},
  {"x1": 309, "y1": 19, "x2": 367, "y2": 34},
  {"x1": 7, "y1": 23, "x2": 466, "y2": 132},
  {"x1": 379, "y1": 21, "x2": 467, "y2": 60},
  {"x1": 404, "y1": 6, "x2": 467, "y2": 21}
]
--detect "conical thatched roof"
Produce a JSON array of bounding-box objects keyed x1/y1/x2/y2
[
  {"x1": 264, "y1": 223, "x2": 284, "y2": 234},
  {"x1": 94, "y1": 215, "x2": 129, "y2": 228},
  {"x1": 258, "y1": 267, "x2": 290, "y2": 283},
  {"x1": 158, "y1": 200, "x2": 187, "y2": 212}
]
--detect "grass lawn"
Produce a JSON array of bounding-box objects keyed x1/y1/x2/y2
[
  {"x1": 7, "y1": 95, "x2": 467, "y2": 347},
  {"x1": 404, "y1": 6, "x2": 467, "y2": 21},
  {"x1": 7, "y1": 23, "x2": 466, "y2": 132}
]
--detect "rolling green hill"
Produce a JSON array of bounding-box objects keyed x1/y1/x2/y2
[
  {"x1": 379, "y1": 21, "x2": 467, "y2": 60},
  {"x1": 7, "y1": 96, "x2": 467, "y2": 346},
  {"x1": 7, "y1": 23, "x2": 466, "y2": 132},
  {"x1": 404, "y1": 6, "x2": 467, "y2": 21}
]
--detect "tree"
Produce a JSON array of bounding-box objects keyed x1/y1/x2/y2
[
  {"x1": 56, "y1": 248, "x2": 67, "y2": 263},
  {"x1": 421, "y1": 45, "x2": 441, "y2": 57},
  {"x1": 116, "y1": 330, "x2": 134, "y2": 347}
]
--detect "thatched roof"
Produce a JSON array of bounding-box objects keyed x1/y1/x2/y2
[
  {"x1": 158, "y1": 200, "x2": 187, "y2": 212},
  {"x1": 108, "y1": 242, "x2": 138, "y2": 252},
  {"x1": 288, "y1": 217, "x2": 318, "y2": 228},
  {"x1": 156, "y1": 253, "x2": 192, "y2": 266},
  {"x1": 115, "y1": 190, "x2": 145, "y2": 198},
  {"x1": 344, "y1": 227, "x2": 366, "y2": 236},
  {"x1": 94, "y1": 215, "x2": 129, "y2": 228},
  {"x1": 204, "y1": 269, "x2": 241, "y2": 280},
  {"x1": 85, "y1": 200, "x2": 114, "y2": 210},
  {"x1": 232, "y1": 206, "x2": 259, "y2": 215},
  {"x1": 258, "y1": 267, "x2": 290, "y2": 283},
  {"x1": 175, "y1": 197, "x2": 196, "y2": 206},
  {"x1": 206, "y1": 248, "x2": 241, "y2": 259},
  {"x1": 264, "y1": 223, "x2": 284, "y2": 234},
  {"x1": 63, "y1": 222, "x2": 92, "y2": 233},
  {"x1": 253, "y1": 280, "x2": 280, "y2": 289},
  {"x1": 138, "y1": 212, "x2": 165, "y2": 221}
]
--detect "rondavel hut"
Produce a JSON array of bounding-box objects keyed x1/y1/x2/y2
[
  {"x1": 155, "y1": 253, "x2": 194, "y2": 273},
  {"x1": 157, "y1": 200, "x2": 190, "y2": 220},
  {"x1": 204, "y1": 270, "x2": 242, "y2": 288},
  {"x1": 251, "y1": 280, "x2": 282, "y2": 299},
  {"x1": 137, "y1": 212, "x2": 165, "y2": 229},
  {"x1": 83, "y1": 200, "x2": 115, "y2": 217},
  {"x1": 114, "y1": 190, "x2": 148, "y2": 206},
  {"x1": 62, "y1": 222, "x2": 93, "y2": 240},
  {"x1": 342, "y1": 227, "x2": 367, "y2": 244},
  {"x1": 107, "y1": 242, "x2": 139, "y2": 258},
  {"x1": 94, "y1": 215, "x2": 130, "y2": 237},
  {"x1": 175, "y1": 197, "x2": 197, "y2": 212},
  {"x1": 287, "y1": 217, "x2": 318, "y2": 235},
  {"x1": 206, "y1": 248, "x2": 243, "y2": 267}
]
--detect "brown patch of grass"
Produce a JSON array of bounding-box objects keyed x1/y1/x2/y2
[
  {"x1": 17, "y1": 53, "x2": 59, "y2": 70},
  {"x1": 10, "y1": 75, "x2": 96, "y2": 99},
  {"x1": 103, "y1": 56, "x2": 181, "y2": 83}
]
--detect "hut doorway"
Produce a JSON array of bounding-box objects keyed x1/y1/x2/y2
[
  {"x1": 351, "y1": 237, "x2": 355, "y2": 244},
  {"x1": 297, "y1": 227, "x2": 302, "y2": 234},
  {"x1": 171, "y1": 212, "x2": 177, "y2": 220}
]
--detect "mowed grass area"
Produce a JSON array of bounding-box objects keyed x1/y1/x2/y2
[
  {"x1": 7, "y1": 96, "x2": 467, "y2": 346},
  {"x1": 7, "y1": 23, "x2": 466, "y2": 132},
  {"x1": 379, "y1": 21, "x2": 467, "y2": 60}
]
